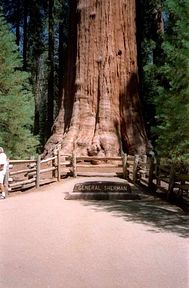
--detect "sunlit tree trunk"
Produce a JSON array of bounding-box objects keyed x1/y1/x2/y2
[
  {"x1": 44, "y1": 0, "x2": 148, "y2": 157},
  {"x1": 47, "y1": 0, "x2": 55, "y2": 137}
]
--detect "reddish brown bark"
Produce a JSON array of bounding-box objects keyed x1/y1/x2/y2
[{"x1": 44, "y1": 0, "x2": 148, "y2": 157}]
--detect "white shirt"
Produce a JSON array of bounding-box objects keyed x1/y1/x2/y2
[{"x1": 0, "y1": 152, "x2": 7, "y2": 174}]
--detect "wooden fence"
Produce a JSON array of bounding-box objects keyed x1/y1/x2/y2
[
  {"x1": 5, "y1": 151, "x2": 72, "y2": 196},
  {"x1": 4, "y1": 153, "x2": 136, "y2": 195},
  {"x1": 4, "y1": 151, "x2": 189, "y2": 201},
  {"x1": 132, "y1": 157, "x2": 189, "y2": 201},
  {"x1": 156, "y1": 159, "x2": 189, "y2": 200}
]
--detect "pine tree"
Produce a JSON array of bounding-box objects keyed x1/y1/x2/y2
[
  {"x1": 139, "y1": 0, "x2": 164, "y2": 139},
  {"x1": 0, "y1": 14, "x2": 38, "y2": 158},
  {"x1": 143, "y1": 0, "x2": 189, "y2": 160},
  {"x1": 154, "y1": 0, "x2": 189, "y2": 160}
]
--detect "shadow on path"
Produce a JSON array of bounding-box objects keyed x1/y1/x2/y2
[{"x1": 82, "y1": 198, "x2": 189, "y2": 238}]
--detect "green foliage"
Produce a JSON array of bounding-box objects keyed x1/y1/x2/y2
[
  {"x1": 139, "y1": 1, "x2": 165, "y2": 137},
  {"x1": 0, "y1": 0, "x2": 70, "y2": 150},
  {"x1": 0, "y1": 14, "x2": 38, "y2": 159},
  {"x1": 143, "y1": 0, "x2": 189, "y2": 161}
]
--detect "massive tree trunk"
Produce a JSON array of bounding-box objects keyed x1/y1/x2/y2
[{"x1": 44, "y1": 0, "x2": 148, "y2": 157}]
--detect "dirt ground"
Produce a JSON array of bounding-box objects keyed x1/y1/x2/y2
[{"x1": 0, "y1": 177, "x2": 189, "y2": 288}]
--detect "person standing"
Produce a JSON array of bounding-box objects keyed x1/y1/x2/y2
[{"x1": 0, "y1": 147, "x2": 7, "y2": 199}]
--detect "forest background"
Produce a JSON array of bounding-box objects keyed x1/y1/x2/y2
[{"x1": 0, "y1": 0, "x2": 188, "y2": 160}]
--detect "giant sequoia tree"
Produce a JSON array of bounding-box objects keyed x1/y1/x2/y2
[{"x1": 44, "y1": 0, "x2": 148, "y2": 157}]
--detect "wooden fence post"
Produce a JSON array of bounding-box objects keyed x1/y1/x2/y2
[
  {"x1": 57, "y1": 150, "x2": 61, "y2": 181},
  {"x1": 122, "y1": 153, "x2": 128, "y2": 179},
  {"x1": 72, "y1": 151, "x2": 77, "y2": 177},
  {"x1": 52, "y1": 153, "x2": 57, "y2": 179},
  {"x1": 4, "y1": 159, "x2": 9, "y2": 198},
  {"x1": 148, "y1": 157, "x2": 155, "y2": 190},
  {"x1": 133, "y1": 155, "x2": 139, "y2": 183},
  {"x1": 167, "y1": 164, "x2": 175, "y2": 200},
  {"x1": 142, "y1": 155, "x2": 147, "y2": 178},
  {"x1": 155, "y1": 158, "x2": 160, "y2": 186},
  {"x1": 36, "y1": 155, "x2": 41, "y2": 188}
]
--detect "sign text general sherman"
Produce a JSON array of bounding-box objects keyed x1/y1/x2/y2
[{"x1": 73, "y1": 182, "x2": 130, "y2": 193}]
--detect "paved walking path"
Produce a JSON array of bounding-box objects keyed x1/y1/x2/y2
[{"x1": 0, "y1": 177, "x2": 188, "y2": 288}]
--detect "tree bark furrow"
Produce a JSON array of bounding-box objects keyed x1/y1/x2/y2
[{"x1": 44, "y1": 0, "x2": 148, "y2": 157}]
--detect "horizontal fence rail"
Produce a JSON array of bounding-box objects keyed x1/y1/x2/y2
[{"x1": 3, "y1": 151, "x2": 189, "y2": 202}]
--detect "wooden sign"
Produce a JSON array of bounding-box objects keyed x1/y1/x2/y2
[{"x1": 73, "y1": 181, "x2": 131, "y2": 193}]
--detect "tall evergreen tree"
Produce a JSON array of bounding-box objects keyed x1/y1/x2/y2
[
  {"x1": 154, "y1": 0, "x2": 189, "y2": 160},
  {"x1": 139, "y1": 0, "x2": 164, "y2": 140},
  {"x1": 1, "y1": 0, "x2": 70, "y2": 149},
  {"x1": 143, "y1": 0, "x2": 189, "y2": 160},
  {"x1": 0, "y1": 14, "x2": 38, "y2": 158},
  {"x1": 0, "y1": 0, "x2": 24, "y2": 48}
]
